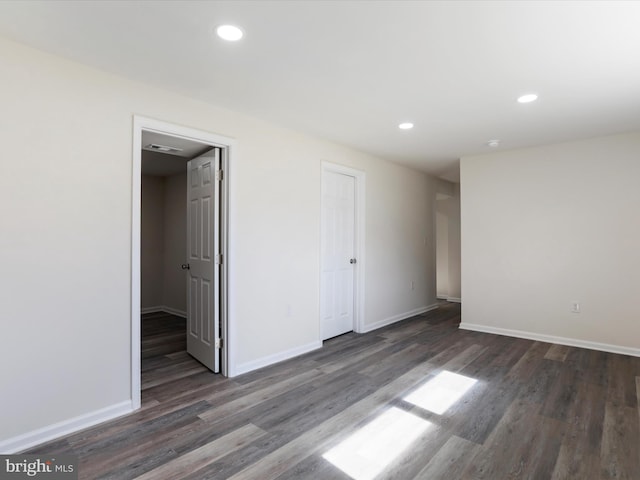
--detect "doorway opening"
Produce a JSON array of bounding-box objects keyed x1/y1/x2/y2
[
  {"x1": 435, "y1": 186, "x2": 461, "y2": 304},
  {"x1": 132, "y1": 116, "x2": 234, "y2": 410},
  {"x1": 436, "y1": 193, "x2": 452, "y2": 301}
]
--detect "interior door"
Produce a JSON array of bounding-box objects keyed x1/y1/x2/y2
[
  {"x1": 321, "y1": 170, "x2": 356, "y2": 340},
  {"x1": 186, "y1": 148, "x2": 221, "y2": 372}
]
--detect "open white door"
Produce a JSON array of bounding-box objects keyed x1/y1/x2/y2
[
  {"x1": 321, "y1": 170, "x2": 356, "y2": 340},
  {"x1": 186, "y1": 148, "x2": 221, "y2": 372}
]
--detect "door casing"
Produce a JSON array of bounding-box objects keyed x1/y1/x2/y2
[
  {"x1": 320, "y1": 161, "x2": 366, "y2": 339},
  {"x1": 132, "y1": 116, "x2": 235, "y2": 409}
]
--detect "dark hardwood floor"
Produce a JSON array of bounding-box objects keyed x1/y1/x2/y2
[{"x1": 28, "y1": 304, "x2": 640, "y2": 479}]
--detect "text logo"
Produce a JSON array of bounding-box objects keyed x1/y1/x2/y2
[{"x1": 0, "y1": 455, "x2": 77, "y2": 480}]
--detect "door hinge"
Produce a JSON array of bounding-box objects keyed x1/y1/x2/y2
[
  {"x1": 216, "y1": 169, "x2": 224, "y2": 181},
  {"x1": 215, "y1": 338, "x2": 224, "y2": 349},
  {"x1": 215, "y1": 254, "x2": 223, "y2": 265}
]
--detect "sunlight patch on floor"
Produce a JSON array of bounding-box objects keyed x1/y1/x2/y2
[
  {"x1": 322, "y1": 407, "x2": 432, "y2": 480},
  {"x1": 404, "y1": 370, "x2": 478, "y2": 415}
]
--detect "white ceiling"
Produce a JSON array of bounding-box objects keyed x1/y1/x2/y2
[{"x1": 1, "y1": 1, "x2": 639, "y2": 182}]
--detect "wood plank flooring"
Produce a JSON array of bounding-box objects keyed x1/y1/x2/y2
[{"x1": 27, "y1": 305, "x2": 640, "y2": 479}]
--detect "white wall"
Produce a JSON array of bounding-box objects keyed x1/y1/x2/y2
[
  {"x1": 436, "y1": 202, "x2": 450, "y2": 298},
  {"x1": 141, "y1": 175, "x2": 165, "y2": 308},
  {"x1": 358, "y1": 162, "x2": 435, "y2": 328},
  {"x1": 447, "y1": 183, "x2": 461, "y2": 302},
  {"x1": 140, "y1": 172, "x2": 187, "y2": 314},
  {"x1": 162, "y1": 172, "x2": 187, "y2": 314},
  {"x1": 0, "y1": 36, "x2": 440, "y2": 449},
  {"x1": 460, "y1": 132, "x2": 640, "y2": 354}
]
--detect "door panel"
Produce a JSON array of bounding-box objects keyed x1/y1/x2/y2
[
  {"x1": 321, "y1": 170, "x2": 356, "y2": 340},
  {"x1": 186, "y1": 148, "x2": 220, "y2": 372}
]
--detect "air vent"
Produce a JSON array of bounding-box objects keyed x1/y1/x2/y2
[{"x1": 145, "y1": 143, "x2": 184, "y2": 153}]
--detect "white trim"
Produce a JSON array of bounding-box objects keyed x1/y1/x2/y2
[
  {"x1": 459, "y1": 322, "x2": 640, "y2": 358},
  {"x1": 360, "y1": 304, "x2": 439, "y2": 334},
  {"x1": 320, "y1": 162, "x2": 366, "y2": 337},
  {"x1": 131, "y1": 116, "x2": 142, "y2": 410},
  {"x1": 234, "y1": 341, "x2": 322, "y2": 376},
  {"x1": 132, "y1": 116, "x2": 236, "y2": 401},
  {"x1": 437, "y1": 295, "x2": 448, "y2": 300},
  {"x1": 226, "y1": 142, "x2": 237, "y2": 377},
  {"x1": 140, "y1": 305, "x2": 187, "y2": 318},
  {"x1": 0, "y1": 401, "x2": 132, "y2": 454},
  {"x1": 447, "y1": 297, "x2": 462, "y2": 303}
]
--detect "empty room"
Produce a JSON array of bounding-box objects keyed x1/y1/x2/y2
[{"x1": 0, "y1": 1, "x2": 638, "y2": 479}]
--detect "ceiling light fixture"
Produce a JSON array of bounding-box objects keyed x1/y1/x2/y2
[
  {"x1": 517, "y1": 93, "x2": 538, "y2": 103},
  {"x1": 398, "y1": 122, "x2": 414, "y2": 130},
  {"x1": 487, "y1": 139, "x2": 500, "y2": 147},
  {"x1": 216, "y1": 25, "x2": 243, "y2": 42}
]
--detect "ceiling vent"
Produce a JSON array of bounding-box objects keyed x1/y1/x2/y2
[{"x1": 144, "y1": 143, "x2": 184, "y2": 153}]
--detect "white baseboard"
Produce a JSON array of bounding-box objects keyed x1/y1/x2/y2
[
  {"x1": 140, "y1": 305, "x2": 187, "y2": 318},
  {"x1": 447, "y1": 297, "x2": 462, "y2": 303},
  {"x1": 161, "y1": 306, "x2": 187, "y2": 318},
  {"x1": 459, "y1": 322, "x2": 640, "y2": 358},
  {"x1": 234, "y1": 340, "x2": 322, "y2": 376},
  {"x1": 360, "y1": 304, "x2": 439, "y2": 334},
  {"x1": 140, "y1": 305, "x2": 163, "y2": 315},
  {"x1": 437, "y1": 295, "x2": 448, "y2": 300},
  {"x1": 0, "y1": 400, "x2": 133, "y2": 454}
]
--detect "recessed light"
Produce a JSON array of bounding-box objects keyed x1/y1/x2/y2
[
  {"x1": 398, "y1": 122, "x2": 414, "y2": 130},
  {"x1": 517, "y1": 93, "x2": 538, "y2": 103},
  {"x1": 216, "y1": 25, "x2": 243, "y2": 42},
  {"x1": 487, "y1": 139, "x2": 500, "y2": 147}
]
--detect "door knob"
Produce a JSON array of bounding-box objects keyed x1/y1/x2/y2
[
  {"x1": 350, "y1": 258, "x2": 357, "y2": 264},
  {"x1": 181, "y1": 264, "x2": 190, "y2": 270}
]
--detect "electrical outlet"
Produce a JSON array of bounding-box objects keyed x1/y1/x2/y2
[
  {"x1": 410, "y1": 281, "x2": 415, "y2": 291},
  {"x1": 571, "y1": 302, "x2": 580, "y2": 313}
]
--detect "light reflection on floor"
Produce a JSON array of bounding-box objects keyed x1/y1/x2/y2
[
  {"x1": 322, "y1": 407, "x2": 432, "y2": 480},
  {"x1": 404, "y1": 370, "x2": 478, "y2": 415},
  {"x1": 322, "y1": 370, "x2": 479, "y2": 479}
]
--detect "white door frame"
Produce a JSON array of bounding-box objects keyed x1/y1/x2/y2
[
  {"x1": 131, "y1": 115, "x2": 236, "y2": 410},
  {"x1": 320, "y1": 161, "x2": 366, "y2": 336}
]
